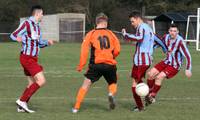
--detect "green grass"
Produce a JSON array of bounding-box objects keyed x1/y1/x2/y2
[{"x1": 0, "y1": 42, "x2": 200, "y2": 120}]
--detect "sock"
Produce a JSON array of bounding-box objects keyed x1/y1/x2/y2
[
  {"x1": 74, "y1": 87, "x2": 87, "y2": 110},
  {"x1": 20, "y1": 83, "x2": 40, "y2": 102},
  {"x1": 151, "y1": 84, "x2": 161, "y2": 97},
  {"x1": 132, "y1": 87, "x2": 143, "y2": 109},
  {"x1": 147, "y1": 79, "x2": 155, "y2": 92},
  {"x1": 108, "y1": 83, "x2": 117, "y2": 96},
  {"x1": 21, "y1": 87, "x2": 31, "y2": 103}
]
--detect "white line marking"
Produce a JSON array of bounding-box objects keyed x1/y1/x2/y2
[{"x1": 0, "y1": 97, "x2": 199, "y2": 101}]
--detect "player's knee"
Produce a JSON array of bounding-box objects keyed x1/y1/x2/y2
[
  {"x1": 155, "y1": 79, "x2": 162, "y2": 85},
  {"x1": 82, "y1": 79, "x2": 92, "y2": 90},
  {"x1": 132, "y1": 79, "x2": 137, "y2": 87},
  {"x1": 156, "y1": 75, "x2": 164, "y2": 80},
  {"x1": 37, "y1": 77, "x2": 46, "y2": 86},
  {"x1": 27, "y1": 81, "x2": 34, "y2": 87},
  {"x1": 155, "y1": 74, "x2": 165, "y2": 85},
  {"x1": 148, "y1": 68, "x2": 158, "y2": 79},
  {"x1": 147, "y1": 71, "x2": 153, "y2": 79}
]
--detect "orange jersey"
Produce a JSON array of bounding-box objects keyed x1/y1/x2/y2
[{"x1": 78, "y1": 28, "x2": 121, "y2": 69}]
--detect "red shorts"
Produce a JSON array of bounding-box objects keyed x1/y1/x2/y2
[
  {"x1": 20, "y1": 54, "x2": 43, "y2": 77},
  {"x1": 131, "y1": 65, "x2": 150, "y2": 82},
  {"x1": 154, "y1": 61, "x2": 178, "y2": 79}
]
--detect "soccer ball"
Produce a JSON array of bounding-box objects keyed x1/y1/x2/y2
[{"x1": 135, "y1": 83, "x2": 149, "y2": 97}]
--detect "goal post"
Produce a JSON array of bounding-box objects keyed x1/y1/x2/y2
[
  {"x1": 185, "y1": 8, "x2": 200, "y2": 51},
  {"x1": 20, "y1": 13, "x2": 86, "y2": 42},
  {"x1": 197, "y1": 8, "x2": 200, "y2": 51}
]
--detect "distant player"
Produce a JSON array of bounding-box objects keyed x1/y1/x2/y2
[
  {"x1": 121, "y1": 11, "x2": 167, "y2": 111},
  {"x1": 10, "y1": 5, "x2": 54, "y2": 113},
  {"x1": 145, "y1": 24, "x2": 192, "y2": 105},
  {"x1": 72, "y1": 13, "x2": 120, "y2": 113}
]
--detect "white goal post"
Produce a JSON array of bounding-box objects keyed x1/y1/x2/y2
[{"x1": 185, "y1": 8, "x2": 200, "y2": 51}]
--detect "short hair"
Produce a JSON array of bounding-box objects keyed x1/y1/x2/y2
[
  {"x1": 95, "y1": 12, "x2": 108, "y2": 24},
  {"x1": 31, "y1": 5, "x2": 43, "y2": 15},
  {"x1": 129, "y1": 11, "x2": 142, "y2": 18},
  {"x1": 169, "y1": 23, "x2": 178, "y2": 29}
]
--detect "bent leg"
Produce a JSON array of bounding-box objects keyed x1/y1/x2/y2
[
  {"x1": 147, "y1": 67, "x2": 160, "y2": 92},
  {"x1": 150, "y1": 72, "x2": 167, "y2": 97},
  {"x1": 20, "y1": 71, "x2": 45, "y2": 102},
  {"x1": 74, "y1": 78, "x2": 92, "y2": 110}
]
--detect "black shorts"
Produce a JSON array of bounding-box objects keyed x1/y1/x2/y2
[{"x1": 84, "y1": 64, "x2": 117, "y2": 84}]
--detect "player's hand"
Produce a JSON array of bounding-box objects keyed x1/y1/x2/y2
[
  {"x1": 185, "y1": 70, "x2": 192, "y2": 79},
  {"x1": 121, "y1": 28, "x2": 126, "y2": 36},
  {"x1": 76, "y1": 65, "x2": 83, "y2": 72},
  {"x1": 48, "y1": 40, "x2": 54, "y2": 45},
  {"x1": 16, "y1": 36, "x2": 22, "y2": 42}
]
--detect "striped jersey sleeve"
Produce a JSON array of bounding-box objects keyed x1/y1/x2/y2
[
  {"x1": 153, "y1": 35, "x2": 167, "y2": 53},
  {"x1": 124, "y1": 27, "x2": 144, "y2": 42},
  {"x1": 179, "y1": 40, "x2": 192, "y2": 71},
  {"x1": 10, "y1": 21, "x2": 27, "y2": 41}
]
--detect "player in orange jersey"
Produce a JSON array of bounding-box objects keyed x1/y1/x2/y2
[{"x1": 72, "y1": 13, "x2": 121, "y2": 113}]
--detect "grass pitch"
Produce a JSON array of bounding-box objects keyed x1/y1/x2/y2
[{"x1": 0, "y1": 42, "x2": 200, "y2": 120}]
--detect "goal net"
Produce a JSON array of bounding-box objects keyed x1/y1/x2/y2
[
  {"x1": 20, "y1": 13, "x2": 86, "y2": 42},
  {"x1": 185, "y1": 8, "x2": 200, "y2": 51}
]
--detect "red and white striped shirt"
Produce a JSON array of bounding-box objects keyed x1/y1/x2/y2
[
  {"x1": 163, "y1": 34, "x2": 192, "y2": 71},
  {"x1": 10, "y1": 16, "x2": 49, "y2": 57}
]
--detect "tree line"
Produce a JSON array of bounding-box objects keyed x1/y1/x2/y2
[{"x1": 0, "y1": 0, "x2": 200, "y2": 31}]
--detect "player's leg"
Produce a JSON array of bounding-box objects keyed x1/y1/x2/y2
[
  {"x1": 150, "y1": 72, "x2": 166, "y2": 97},
  {"x1": 16, "y1": 55, "x2": 43, "y2": 113},
  {"x1": 131, "y1": 78, "x2": 145, "y2": 111},
  {"x1": 72, "y1": 64, "x2": 101, "y2": 113},
  {"x1": 73, "y1": 78, "x2": 92, "y2": 112},
  {"x1": 145, "y1": 71, "x2": 166, "y2": 106},
  {"x1": 147, "y1": 61, "x2": 166, "y2": 92},
  {"x1": 150, "y1": 65, "x2": 178, "y2": 98},
  {"x1": 103, "y1": 64, "x2": 117, "y2": 109},
  {"x1": 17, "y1": 66, "x2": 44, "y2": 113},
  {"x1": 17, "y1": 76, "x2": 34, "y2": 112},
  {"x1": 20, "y1": 71, "x2": 45, "y2": 103},
  {"x1": 20, "y1": 76, "x2": 34, "y2": 102},
  {"x1": 147, "y1": 67, "x2": 160, "y2": 92},
  {"x1": 131, "y1": 65, "x2": 149, "y2": 111}
]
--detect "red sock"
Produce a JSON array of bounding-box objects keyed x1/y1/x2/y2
[
  {"x1": 147, "y1": 79, "x2": 155, "y2": 92},
  {"x1": 151, "y1": 84, "x2": 161, "y2": 97},
  {"x1": 20, "y1": 83, "x2": 40, "y2": 102},
  {"x1": 21, "y1": 87, "x2": 31, "y2": 103},
  {"x1": 132, "y1": 87, "x2": 143, "y2": 109}
]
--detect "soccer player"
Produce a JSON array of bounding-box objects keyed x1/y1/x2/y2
[
  {"x1": 145, "y1": 24, "x2": 192, "y2": 105},
  {"x1": 121, "y1": 11, "x2": 167, "y2": 111},
  {"x1": 72, "y1": 13, "x2": 120, "y2": 113},
  {"x1": 10, "y1": 5, "x2": 54, "y2": 113}
]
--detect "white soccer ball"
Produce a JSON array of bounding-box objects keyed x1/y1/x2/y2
[{"x1": 135, "y1": 83, "x2": 149, "y2": 97}]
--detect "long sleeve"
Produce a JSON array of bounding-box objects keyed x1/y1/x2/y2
[
  {"x1": 38, "y1": 33, "x2": 48, "y2": 48},
  {"x1": 110, "y1": 31, "x2": 120, "y2": 58},
  {"x1": 78, "y1": 31, "x2": 93, "y2": 69},
  {"x1": 154, "y1": 35, "x2": 167, "y2": 53},
  {"x1": 10, "y1": 21, "x2": 27, "y2": 41},
  {"x1": 124, "y1": 28, "x2": 144, "y2": 42},
  {"x1": 179, "y1": 41, "x2": 192, "y2": 71}
]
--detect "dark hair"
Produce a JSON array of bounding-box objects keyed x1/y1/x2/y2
[
  {"x1": 129, "y1": 11, "x2": 142, "y2": 18},
  {"x1": 95, "y1": 12, "x2": 108, "y2": 24},
  {"x1": 31, "y1": 5, "x2": 43, "y2": 15},
  {"x1": 169, "y1": 23, "x2": 178, "y2": 28}
]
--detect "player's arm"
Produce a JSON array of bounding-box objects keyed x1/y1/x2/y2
[
  {"x1": 77, "y1": 31, "x2": 92, "y2": 72},
  {"x1": 110, "y1": 31, "x2": 120, "y2": 58},
  {"x1": 153, "y1": 35, "x2": 167, "y2": 53},
  {"x1": 122, "y1": 28, "x2": 144, "y2": 42},
  {"x1": 38, "y1": 31, "x2": 54, "y2": 48},
  {"x1": 179, "y1": 40, "x2": 192, "y2": 78},
  {"x1": 10, "y1": 21, "x2": 27, "y2": 42}
]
